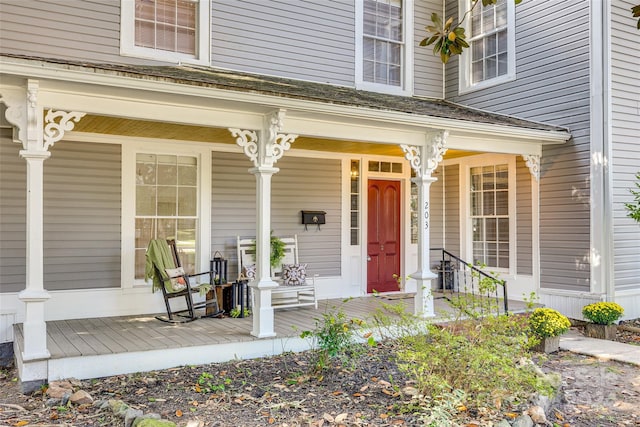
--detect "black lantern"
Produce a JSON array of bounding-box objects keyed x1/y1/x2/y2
[{"x1": 210, "y1": 251, "x2": 228, "y2": 285}]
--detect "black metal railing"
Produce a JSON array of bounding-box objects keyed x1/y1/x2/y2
[{"x1": 430, "y1": 248, "x2": 509, "y2": 316}]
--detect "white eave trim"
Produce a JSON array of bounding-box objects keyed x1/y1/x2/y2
[{"x1": 0, "y1": 58, "x2": 571, "y2": 144}]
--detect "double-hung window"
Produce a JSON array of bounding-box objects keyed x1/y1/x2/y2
[
  {"x1": 134, "y1": 153, "x2": 199, "y2": 280},
  {"x1": 121, "y1": 0, "x2": 211, "y2": 64},
  {"x1": 459, "y1": 0, "x2": 515, "y2": 93},
  {"x1": 357, "y1": 0, "x2": 412, "y2": 94},
  {"x1": 470, "y1": 164, "x2": 509, "y2": 269}
]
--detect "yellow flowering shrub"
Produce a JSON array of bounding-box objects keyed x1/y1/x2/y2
[
  {"x1": 582, "y1": 302, "x2": 624, "y2": 325},
  {"x1": 529, "y1": 308, "x2": 571, "y2": 338}
]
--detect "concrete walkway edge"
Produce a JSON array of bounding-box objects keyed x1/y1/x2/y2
[{"x1": 559, "y1": 329, "x2": 640, "y2": 366}]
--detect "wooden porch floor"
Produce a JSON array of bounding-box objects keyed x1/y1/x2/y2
[{"x1": 15, "y1": 293, "x2": 530, "y2": 381}]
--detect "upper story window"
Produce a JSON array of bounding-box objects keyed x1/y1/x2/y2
[
  {"x1": 356, "y1": 0, "x2": 413, "y2": 95},
  {"x1": 121, "y1": 0, "x2": 211, "y2": 65},
  {"x1": 459, "y1": 0, "x2": 515, "y2": 93}
]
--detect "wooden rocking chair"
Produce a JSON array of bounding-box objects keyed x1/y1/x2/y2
[{"x1": 145, "y1": 239, "x2": 223, "y2": 323}]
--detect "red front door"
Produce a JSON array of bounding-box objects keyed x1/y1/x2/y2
[{"x1": 367, "y1": 180, "x2": 401, "y2": 293}]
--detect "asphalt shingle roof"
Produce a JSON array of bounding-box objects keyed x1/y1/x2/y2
[{"x1": 1, "y1": 54, "x2": 569, "y2": 134}]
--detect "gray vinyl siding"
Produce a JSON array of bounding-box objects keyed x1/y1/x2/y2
[
  {"x1": 444, "y1": 0, "x2": 591, "y2": 292},
  {"x1": 43, "y1": 141, "x2": 122, "y2": 291},
  {"x1": 413, "y1": 0, "x2": 444, "y2": 98},
  {"x1": 516, "y1": 157, "x2": 532, "y2": 275},
  {"x1": 211, "y1": 151, "x2": 341, "y2": 279},
  {"x1": 444, "y1": 164, "x2": 460, "y2": 255},
  {"x1": 431, "y1": 166, "x2": 445, "y2": 247},
  {"x1": 0, "y1": 129, "x2": 26, "y2": 293},
  {"x1": 0, "y1": 0, "x2": 160, "y2": 66},
  {"x1": 211, "y1": 0, "x2": 356, "y2": 86},
  {"x1": 610, "y1": 0, "x2": 640, "y2": 292}
]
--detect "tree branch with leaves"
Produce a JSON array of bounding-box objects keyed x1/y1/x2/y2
[
  {"x1": 422, "y1": 1, "x2": 640, "y2": 64},
  {"x1": 625, "y1": 172, "x2": 640, "y2": 223}
]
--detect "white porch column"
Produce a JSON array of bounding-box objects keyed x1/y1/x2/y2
[
  {"x1": 1, "y1": 80, "x2": 84, "y2": 387},
  {"x1": 229, "y1": 109, "x2": 297, "y2": 338},
  {"x1": 401, "y1": 130, "x2": 448, "y2": 317}
]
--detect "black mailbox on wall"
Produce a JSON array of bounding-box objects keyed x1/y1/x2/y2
[{"x1": 301, "y1": 210, "x2": 326, "y2": 230}]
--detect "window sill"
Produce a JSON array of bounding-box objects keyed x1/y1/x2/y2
[
  {"x1": 119, "y1": 47, "x2": 210, "y2": 66},
  {"x1": 458, "y1": 73, "x2": 516, "y2": 96}
]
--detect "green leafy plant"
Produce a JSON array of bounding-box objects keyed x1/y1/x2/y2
[
  {"x1": 395, "y1": 314, "x2": 553, "y2": 410},
  {"x1": 422, "y1": 1, "x2": 639, "y2": 64},
  {"x1": 196, "y1": 371, "x2": 230, "y2": 393},
  {"x1": 582, "y1": 302, "x2": 624, "y2": 325},
  {"x1": 624, "y1": 172, "x2": 640, "y2": 223},
  {"x1": 300, "y1": 304, "x2": 372, "y2": 372},
  {"x1": 528, "y1": 308, "x2": 571, "y2": 338},
  {"x1": 229, "y1": 306, "x2": 250, "y2": 318},
  {"x1": 250, "y1": 232, "x2": 286, "y2": 268}
]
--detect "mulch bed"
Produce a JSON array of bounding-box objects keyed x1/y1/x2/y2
[{"x1": 0, "y1": 320, "x2": 639, "y2": 427}]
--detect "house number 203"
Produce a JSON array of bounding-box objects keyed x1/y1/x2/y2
[{"x1": 424, "y1": 201, "x2": 429, "y2": 229}]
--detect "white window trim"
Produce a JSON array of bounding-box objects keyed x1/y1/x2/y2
[
  {"x1": 458, "y1": 0, "x2": 516, "y2": 94},
  {"x1": 121, "y1": 140, "x2": 212, "y2": 289},
  {"x1": 355, "y1": 0, "x2": 414, "y2": 96},
  {"x1": 120, "y1": 0, "x2": 211, "y2": 65},
  {"x1": 458, "y1": 154, "x2": 516, "y2": 275}
]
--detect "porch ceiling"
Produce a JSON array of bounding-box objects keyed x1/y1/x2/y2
[{"x1": 73, "y1": 114, "x2": 477, "y2": 158}]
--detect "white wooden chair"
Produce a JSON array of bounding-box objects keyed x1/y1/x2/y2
[{"x1": 237, "y1": 235, "x2": 318, "y2": 309}]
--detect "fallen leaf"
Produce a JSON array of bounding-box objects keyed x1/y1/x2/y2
[
  {"x1": 371, "y1": 377, "x2": 379, "y2": 382},
  {"x1": 15, "y1": 422, "x2": 28, "y2": 427},
  {"x1": 335, "y1": 413, "x2": 348, "y2": 423},
  {"x1": 363, "y1": 332, "x2": 372, "y2": 338},
  {"x1": 360, "y1": 385, "x2": 369, "y2": 392},
  {"x1": 457, "y1": 405, "x2": 467, "y2": 411},
  {"x1": 332, "y1": 391, "x2": 343, "y2": 396},
  {"x1": 381, "y1": 388, "x2": 393, "y2": 395},
  {"x1": 392, "y1": 421, "x2": 405, "y2": 425},
  {"x1": 353, "y1": 392, "x2": 363, "y2": 397},
  {"x1": 268, "y1": 417, "x2": 275, "y2": 424},
  {"x1": 194, "y1": 384, "x2": 201, "y2": 393},
  {"x1": 379, "y1": 413, "x2": 389, "y2": 419},
  {"x1": 378, "y1": 379, "x2": 391, "y2": 387},
  {"x1": 175, "y1": 409, "x2": 183, "y2": 417},
  {"x1": 323, "y1": 413, "x2": 334, "y2": 423},
  {"x1": 505, "y1": 412, "x2": 518, "y2": 419}
]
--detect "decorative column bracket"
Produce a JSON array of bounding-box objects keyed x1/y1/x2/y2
[
  {"x1": 521, "y1": 154, "x2": 540, "y2": 181},
  {"x1": 401, "y1": 130, "x2": 449, "y2": 177},
  {"x1": 229, "y1": 109, "x2": 298, "y2": 168},
  {"x1": 1, "y1": 81, "x2": 85, "y2": 152},
  {"x1": 43, "y1": 109, "x2": 86, "y2": 151}
]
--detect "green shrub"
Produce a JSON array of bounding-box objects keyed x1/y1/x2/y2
[
  {"x1": 582, "y1": 302, "x2": 624, "y2": 325},
  {"x1": 300, "y1": 304, "x2": 371, "y2": 372},
  {"x1": 528, "y1": 308, "x2": 571, "y2": 338},
  {"x1": 395, "y1": 314, "x2": 553, "y2": 409}
]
